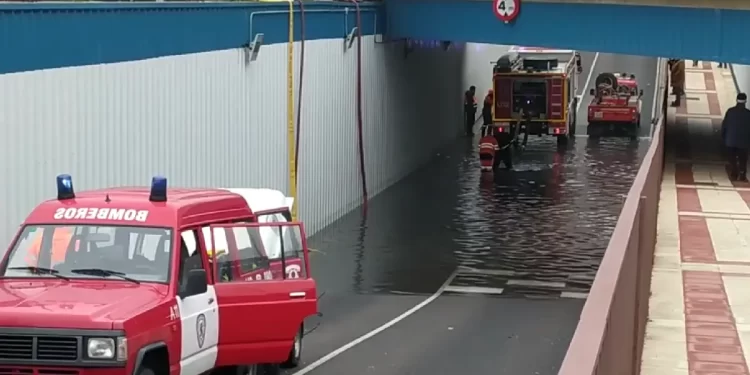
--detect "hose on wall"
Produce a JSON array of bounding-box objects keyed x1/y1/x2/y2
[
  {"x1": 349, "y1": 0, "x2": 369, "y2": 213},
  {"x1": 294, "y1": 0, "x2": 306, "y2": 194},
  {"x1": 286, "y1": 0, "x2": 298, "y2": 220}
]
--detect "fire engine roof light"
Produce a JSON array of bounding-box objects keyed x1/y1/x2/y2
[
  {"x1": 56, "y1": 174, "x2": 75, "y2": 200},
  {"x1": 149, "y1": 176, "x2": 168, "y2": 202}
]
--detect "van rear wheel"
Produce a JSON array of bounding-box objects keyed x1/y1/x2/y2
[{"x1": 281, "y1": 326, "x2": 303, "y2": 368}]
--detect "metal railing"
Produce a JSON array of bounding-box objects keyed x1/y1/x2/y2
[{"x1": 558, "y1": 59, "x2": 669, "y2": 375}]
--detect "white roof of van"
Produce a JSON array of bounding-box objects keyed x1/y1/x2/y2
[
  {"x1": 221, "y1": 188, "x2": 294, "y2": 213},
  {"x1": 509, "y1": 46, "x2": 575, "y2": 54}
]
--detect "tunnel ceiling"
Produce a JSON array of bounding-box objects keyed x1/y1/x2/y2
[{"x1": 385, "y1": 0, "x2": 750, "y2": 64}]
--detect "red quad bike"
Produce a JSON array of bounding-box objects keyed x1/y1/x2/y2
[{"x1": 586, "y1": 72, "x2": 643, "y2": 140}]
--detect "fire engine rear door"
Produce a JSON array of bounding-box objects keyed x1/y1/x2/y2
[{"x1": 210, "y1": 222, "x2": 317, "y2": 366}]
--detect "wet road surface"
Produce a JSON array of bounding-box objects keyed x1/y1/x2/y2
[{"x1": 286, "y1": 53, "x2": 657, "y2": 375}]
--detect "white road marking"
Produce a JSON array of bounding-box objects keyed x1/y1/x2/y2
[
  {"x1": 293, "y1": 269, "x2": 460, "y2": 374},
  {"x1": 576, "y1": 52, "x2": 599, "y2": 113},
  {"x1": 651, "y1": 58, "x2": 663, "y2": 126},
  {"x1": 560, "y1": 291, "x2": 589, "y2": 299},
  {"x1": 457, "y1": 265, "x2": 515, "y2": 276},
  {"x1": 506, "y1": 279, "x2": 566, "y2": 288},
  {"x1": 444, "y1": 285, "x2": 505, "y2": 295}
]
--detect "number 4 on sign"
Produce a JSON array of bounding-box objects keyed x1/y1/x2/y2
[{"x1": 493, "y1": 0, "x2": 520, "y2": 24}]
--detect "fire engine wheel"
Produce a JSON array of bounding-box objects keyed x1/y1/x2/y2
[
  {"x1": 556, "y1": 134, "x2": 568, "y2": 147},
  {"x1": 280, "y1": 325, "x2": 303, "y2": 368}
]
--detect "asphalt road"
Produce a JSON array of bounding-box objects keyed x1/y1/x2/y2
[{"x1": 283, "y1": 50, "x2": 658, "y2": 375}]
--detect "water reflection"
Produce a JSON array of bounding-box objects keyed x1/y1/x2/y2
[{"x1": 309, "y1": 136, "x2": 649, "y2": 298}]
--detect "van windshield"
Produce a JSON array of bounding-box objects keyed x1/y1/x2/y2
[{"x1": 1, "y1": 225, "x2": 173, "y2": 283}]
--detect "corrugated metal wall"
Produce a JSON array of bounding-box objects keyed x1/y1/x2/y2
[{"x1": 0, "y1": 37, "x2": 468, "y2": 245}]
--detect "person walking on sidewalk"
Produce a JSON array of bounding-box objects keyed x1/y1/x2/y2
[
  {"x1": 721, "y1": 93, "x2": 750, "y2": 181},
  {"x1": 464, "y1": 86, "x2": 478, "y2": 136}
]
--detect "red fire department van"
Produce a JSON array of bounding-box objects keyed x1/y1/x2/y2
[
  {"x1": 0, "y1": 175, "x2": 316, "y2": 375},
  {"x1": 491, "y1": 46, "x2": 583, "y2": 146}
]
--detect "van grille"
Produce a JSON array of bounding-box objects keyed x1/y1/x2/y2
[{"x1": 0, "y1": 335, "x2": 79, "y2": 362}]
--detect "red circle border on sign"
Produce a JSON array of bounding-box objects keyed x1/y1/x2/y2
[{"x1": 492, "y1": 0, "x2": 521, "y2": 23}]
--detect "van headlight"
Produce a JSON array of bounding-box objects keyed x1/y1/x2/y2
[
  {"x1": 87, "y1": 337, "x2": 127, "y2": 360},
  {"x1": 87, "y1": 338, "x2": 114, "y2": 359}
]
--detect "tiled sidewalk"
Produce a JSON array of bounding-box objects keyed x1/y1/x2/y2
[{"x1": 641, "y1": 62, "x2": 750, "y2": 375}]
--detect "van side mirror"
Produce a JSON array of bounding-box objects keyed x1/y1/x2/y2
[
  {"x1": 185, "y1": 269, "x2": 208, "y2": 296},
  {"x1": 589, "y1": 88, "x2": 596, "y2": 96}
]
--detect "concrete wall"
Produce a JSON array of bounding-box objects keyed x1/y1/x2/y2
[
  {"x1": 733, "y1": 64, "x2": 750, "y2": 95},
  {"x1": 462, "y1": 43, "x2": 511, "y2": 104},
  {"x1": 0, "y1": 37, "x2": 470, "y2": 245}
]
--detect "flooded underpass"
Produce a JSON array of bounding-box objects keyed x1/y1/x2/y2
[{"x1": 287, "y1": 53, "x2": 656, "y2": 375}]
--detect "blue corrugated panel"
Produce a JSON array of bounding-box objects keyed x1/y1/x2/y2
[
  {"x1": 0, "y1": 2, "x2": 385, "y2": 74},
  {"x1": 385, "y1": 0, "x2": 750, "y2": 64}
]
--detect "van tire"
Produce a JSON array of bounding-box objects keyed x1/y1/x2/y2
[
  {"x1": 136, "y1": 367, "x2": 156, "y2": 375},
  {"x1": 261, "y1": 364, "x2": 281, "y2": 375},
  {"x1": 281, "y1": 326, "x2": 303, "y2": 368}
]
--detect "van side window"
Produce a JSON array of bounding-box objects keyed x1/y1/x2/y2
[
  {"x1": 177, "y1": 230, "x2": 206, "y2": 296},
  {"x1": 204, "y1": 226, "x2": 266, "y2": 283}
]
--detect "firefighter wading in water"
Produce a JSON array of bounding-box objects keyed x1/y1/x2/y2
[
  {"x1": 482, "y1": 89, "x2": 494, "y2": 137},
  {"x1": 464, "y1": 86, "x2": 478, "y2": 135}
]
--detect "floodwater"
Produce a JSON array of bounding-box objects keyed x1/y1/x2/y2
[
  {"x1": 287, "y1": 134, "x2": 650, "y2": 375},
  {"x1": 308, "y1": 134, "x2": 649, "y2": 298}
]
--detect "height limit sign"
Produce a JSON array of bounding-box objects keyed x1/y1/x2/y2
[{"x1": 493, "y1": 0, "x2": 520, "y2": 24}]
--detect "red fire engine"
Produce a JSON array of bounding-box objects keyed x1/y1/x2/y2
[
  {"x1": 0, "y1": 175, "x2": 316, "y2": 375},
  {"x1": 586, "y1": 72, "x2": 643, "y2": 139},
  {"x1": 491, "y1": 46, "x2": 583, "y2": 147}
]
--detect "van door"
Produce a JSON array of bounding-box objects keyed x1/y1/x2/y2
[{"x1": 210, "y1": 222, "x2": 317, "y2": 367}]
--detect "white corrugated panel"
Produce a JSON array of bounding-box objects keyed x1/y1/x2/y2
[{"x1": 0, "y1": 37, "x2": 485, "y2": 246}]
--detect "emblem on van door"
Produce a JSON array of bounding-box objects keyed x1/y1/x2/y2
[
  {"x1": 196, "y1": 314, "x2": 206, "y2": 348},
  {"x1": 286, "y1": 265, "x2": 301, "y2": 279}
]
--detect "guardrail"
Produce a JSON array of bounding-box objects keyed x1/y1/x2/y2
[{"x1": 558, "y1": 58, "x2": 669, "y2": 375}]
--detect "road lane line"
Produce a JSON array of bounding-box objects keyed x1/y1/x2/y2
[
  {"x1": 293, "y1": 268, "x2": 460, "y2": 374},
  {"x1": 444, "y1": 285, "x2": 505, "y2": 295},
  {"x1": 576, "y1": 52, "x2": 599, "y2": 113},
  {"x1": 651, "y1": 58, "x2": 663, "y2": 125}
]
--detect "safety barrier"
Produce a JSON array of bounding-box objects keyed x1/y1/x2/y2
[{"x1": 557, "y1": 58, "x2": 669, "y2": 375}]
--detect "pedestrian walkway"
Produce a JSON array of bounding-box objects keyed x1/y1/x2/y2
[{"x1": 640, "y1": 62, "x2": 750, "y2": 375}]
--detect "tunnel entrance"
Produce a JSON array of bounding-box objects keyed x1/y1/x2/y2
[{"x1": 289, "y1": 48, "x2": 656, "y2": 375}]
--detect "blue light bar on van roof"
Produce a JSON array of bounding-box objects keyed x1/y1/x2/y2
[
  {"x1": 149, "y1": 176, "x2": 167, "y2": 202},
  {"x1": 56, "y1": 174, "x2": 75, "y2": 200}
]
